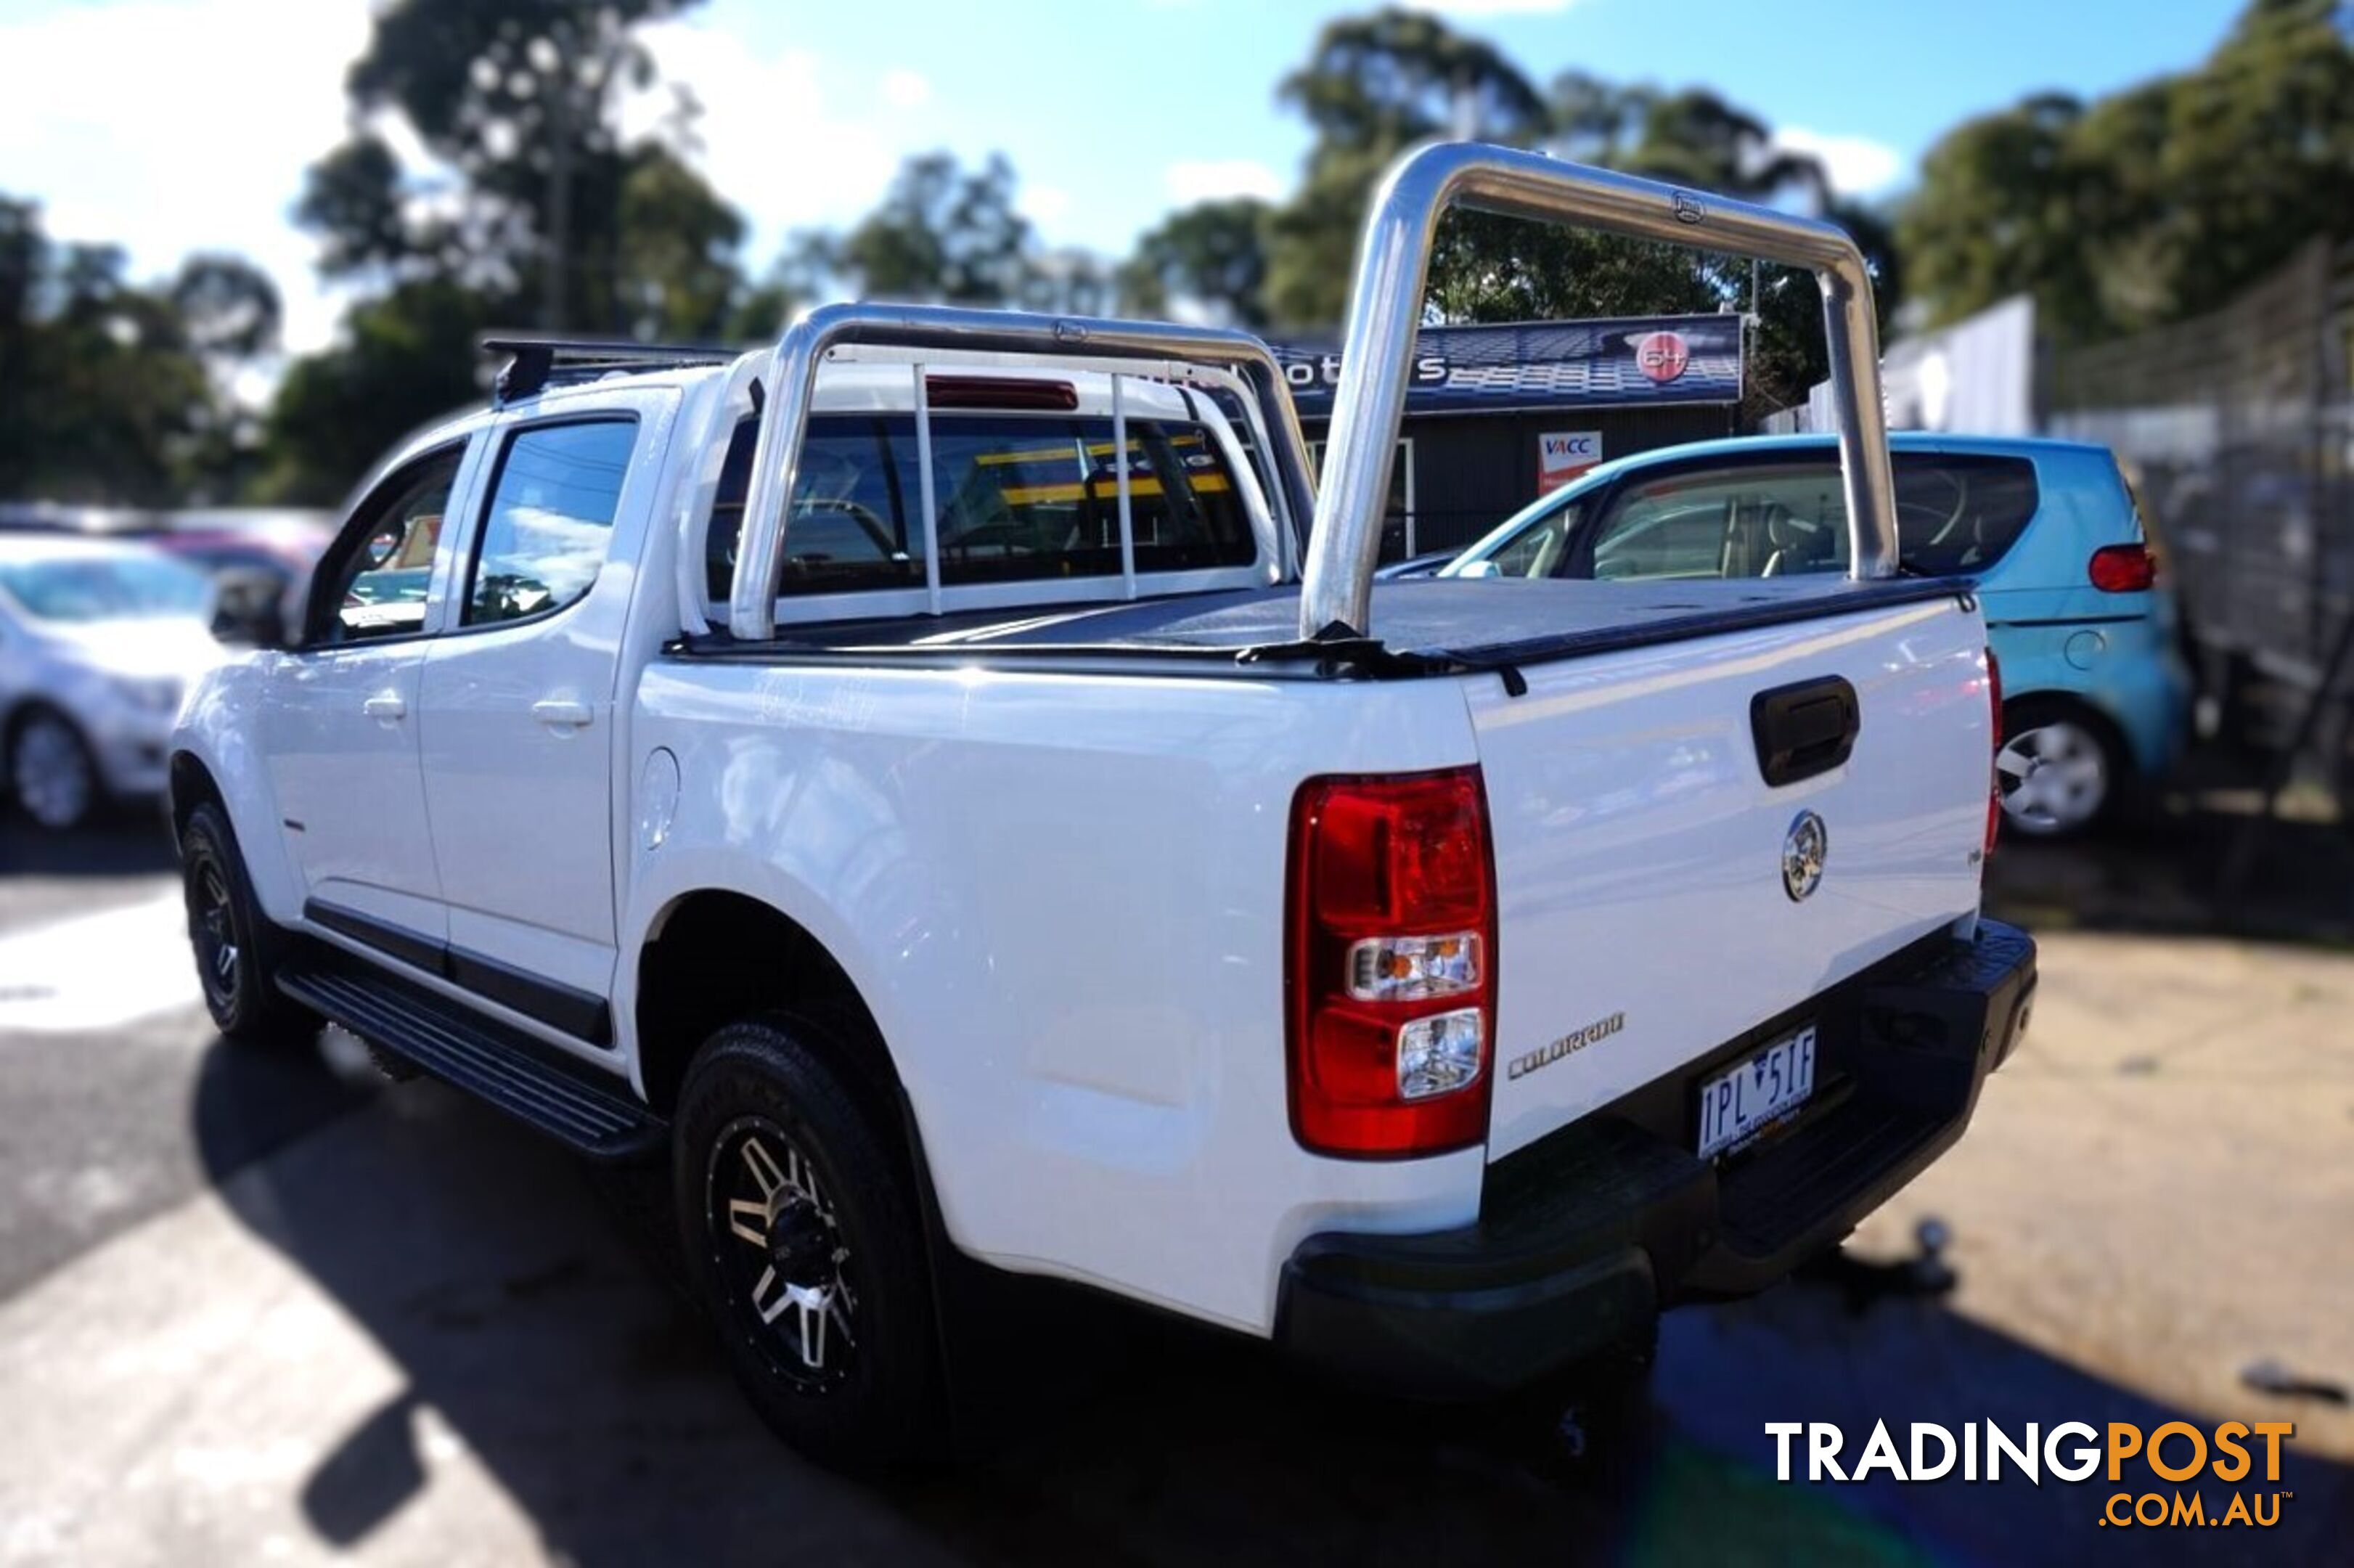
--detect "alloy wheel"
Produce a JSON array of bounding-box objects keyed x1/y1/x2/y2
[
  {"x1": 12, "y1": 714, "x2": 94, "y2": 830},
  {"x1": 1996, "y1": 719, "x2": 2109, "y2": 836},
  {"x1": 705, "y1": 1115, "x2": 860, "y2": 1392},
  {"x1": 189, "y1": 856, "x2": 241, "y2": 1011}
]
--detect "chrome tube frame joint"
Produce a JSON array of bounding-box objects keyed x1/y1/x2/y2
[
  {"x1": 727, "y1": 302, "x2": 1316, "y2": 642},
  {"x1": 1300, "y1": 142, "x2": 1900, "y2": 641}
]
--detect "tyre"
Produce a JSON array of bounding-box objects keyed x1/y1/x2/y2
[
  {"x1": 673, "y1": 1015, "x2": 940, "y2": 1469},
  {"x1": 1996, "y1": 698, "x2": 2124, "y2": 840},
  {"x1": 179, "y1": 801, "x2": 320, "y2": 1048},
  {"x1": 9, "y1": 706, "x2": 102, "y2": 830}
]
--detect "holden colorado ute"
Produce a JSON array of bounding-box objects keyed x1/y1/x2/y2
[{"x1": 170, "y1": 144, "x2": 2036, "y2": 1467}]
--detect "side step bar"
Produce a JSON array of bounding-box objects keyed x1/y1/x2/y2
[{"x1": 279, "y1": 952, "x2": 666, "y2": 1161}]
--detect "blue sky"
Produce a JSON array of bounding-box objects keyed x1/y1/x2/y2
[{"x1": 0, "y1": 0, "x2": 2247, "y2": 353}]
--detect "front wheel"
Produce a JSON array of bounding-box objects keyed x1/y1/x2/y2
[
  {"x1": 673, "y1": 1016, "x2": 941, "y2": 1469},
  {"x1": 180, "y1": 801, "x2": 319, "y2": 1048},
  {"x1": 1997, "y1": 699, "x2": 2122, "y2": 840},
  {"x1": 9, "y1": 708, "x2": 101, "y2": 830}
]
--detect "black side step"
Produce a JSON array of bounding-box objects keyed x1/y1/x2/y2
[{"x1": 279, "y1": 953, "x2": 666, "y2": 1161}]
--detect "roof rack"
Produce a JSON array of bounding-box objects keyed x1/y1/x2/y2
[{"x1": 482, "y1": 335, "x2": 740, "y2": 405}]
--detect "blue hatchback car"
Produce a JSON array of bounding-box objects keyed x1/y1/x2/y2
[{"x1": 1433, "y1": 433, "x2": 2191, "y2": 838}]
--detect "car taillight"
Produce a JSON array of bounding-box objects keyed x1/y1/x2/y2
[
  {"x1": 1985, "y1": 647, "x2": 2003, "y2": 857},
  {"x1": 2088, "y1": 543, "x2": 2157, "y2": 592},
  {"x1": 1286, "y1": 768, "x2": 1497, "y2": 1159}
]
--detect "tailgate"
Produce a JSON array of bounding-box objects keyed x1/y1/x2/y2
[{"x1": 1467, "y1": 594, "x2": 1993, "y2": 1159}]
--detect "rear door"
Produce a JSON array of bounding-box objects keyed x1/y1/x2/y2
[
  {"x1": 1468, "y1": 591, "x2": 1995, "y2": 1159},
  {"x1": 416, "y1": 395, "x2": 672, "y2": 1045}
]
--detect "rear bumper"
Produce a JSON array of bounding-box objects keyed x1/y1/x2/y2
[{"x1": 1275, "y1": 919, "x2": 2037, "y2": 1400}]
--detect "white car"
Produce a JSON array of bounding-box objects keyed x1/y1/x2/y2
[
  {"x1": 1, "y1": 536, "x2": 226, "y2": 829},
  {"x1": 170, "y1": 145, "x2": 2033, "y2": 1467}
]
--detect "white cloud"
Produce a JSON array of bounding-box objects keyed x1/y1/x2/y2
[
  {"x1": 1024, "y1": 184, "x2": 1072, "y2": 226},
  {"x1": 624, "y1": 20, "x2": 905, "y2": 264},
  {"x1": 0, "y1": 0, "x2": 372, "y2": 354},
  {"x1": 1164, "y1": 158, "x2": 1286, "y2": 206},
  {"x1": 880, "y1": 68, "x2": 931, "y2": 110},
  {"x1": 1773, "y1": 127, "x2": 1906, "y2": 196}
]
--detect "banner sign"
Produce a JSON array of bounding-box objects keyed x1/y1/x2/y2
[
  {"x1": 1537, "y1": 430, "x2": 1603, "y2": 492},
  {"x1": 1272, "y1": 314, "x2": 1743, "y2": 419}
]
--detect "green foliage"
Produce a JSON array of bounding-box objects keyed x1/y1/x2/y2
[
  {"x1": 262, "y1": 0, "x2": 770, "y2": 501},
  {"x1": 0, "y1": 198, "x2": 276, "y2": 505},
  {"x1": 1119, "y1": 197, "x2": 1273, "y2": 328},
  {"x1": 1902, "y1": 0, "x2": 2354, "y2": 339}
]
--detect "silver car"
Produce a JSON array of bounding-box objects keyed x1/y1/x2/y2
[{"x1": 0, "y1": 536, "x2": 226, "y2": 830}]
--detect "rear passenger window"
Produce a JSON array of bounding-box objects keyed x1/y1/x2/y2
[
  {"x1": 467, "y1": 419, "x2": 637, "y2": 626},
  {"x1": 1578, "y1": 452, "x2": 2042, "y2": 583},
  {"x1": 1894, "y1": 455, "x2": 2040, "y2": 576},
  {"x1": 706, "y1": 412, "x2": 1256, "y2": 600}
]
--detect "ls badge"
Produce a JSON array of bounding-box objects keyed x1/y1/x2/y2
[{"x1": 1782, "y1": 810, "x2": 1828, "y2": 902}]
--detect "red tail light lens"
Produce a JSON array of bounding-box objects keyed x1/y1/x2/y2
[
  {"x1": 1985, "y1": 647, "x2": 2003, "y2": 857},
  {"x1": 2088, "y1": 544, "x2": 2157, "y2": 593},
  {"x1": 1287, "y1": 768, "x2": 1497, "y2": 1159}
]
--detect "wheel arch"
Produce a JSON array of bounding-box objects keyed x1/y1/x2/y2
[{"x1": 2003, "y1": 687, "x2": 2135, "y2": 780}]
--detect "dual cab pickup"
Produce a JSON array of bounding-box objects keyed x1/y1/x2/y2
[{"x1": 171, "y1": 144, "x2": 2034, "y2": 1466}]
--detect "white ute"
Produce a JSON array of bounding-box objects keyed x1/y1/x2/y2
[{"x1": 173, "y1": 144, "x2": 2035, "y2": 1466}]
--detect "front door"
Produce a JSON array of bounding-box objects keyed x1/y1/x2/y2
[
  {"x1": 263, "y1": 441, "x2": 473, "y2": 953},
  {"x1": 418, "y1": 410, "x2": 658, "y2": 1045}
]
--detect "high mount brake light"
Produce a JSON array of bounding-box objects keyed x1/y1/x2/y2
[
  {"x1": 923, "y1": 375, "x2": 1079, "y2": 412},
  {"x1": 1286, "y1": 769, "x2": 1497, "y2": 1158},
  {"x1": 2088, "y1": 543, "x2": 2157, "y2": 593}
]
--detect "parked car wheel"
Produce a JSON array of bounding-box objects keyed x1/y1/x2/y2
[
  {"x1": 8, "y1": 706, "x2": 101, "y2": 830},
  {"x1": 1997, "y1": 698, "x2": 2122, "y2": 839},
  {"x1": 674, "y1": 1016, "x2": 940, "y2": 1470},
  {"x1": 179, "y1": 801, "x2": 320, "y2": 1048}
]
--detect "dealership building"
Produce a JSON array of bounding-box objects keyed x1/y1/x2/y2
[{"x1": 1272, "y1": 312, "x2": 1744, "y2": 559}]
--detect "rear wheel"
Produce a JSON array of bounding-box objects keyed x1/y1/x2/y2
[
  {"x1": 1997, "y1": 698, "x2": 2122, "y2": 839},
  {"x1": 9, "y1": 708, "x2": 101, "y2": 830},
  {"x1": 180, "y1": 801, "x2": 319, "y2": 1047},
  {"x1": 673, "y1": 1015, "x2": 940, "y2": 1469}
]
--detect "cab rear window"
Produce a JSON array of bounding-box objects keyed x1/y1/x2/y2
[{"x1": 707, "y1": 412, "x2": 1255, "y2": 600}]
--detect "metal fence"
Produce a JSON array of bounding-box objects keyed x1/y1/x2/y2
[{"x1": 2047, "y1": 239, "x2": 2354, "y2": 700}]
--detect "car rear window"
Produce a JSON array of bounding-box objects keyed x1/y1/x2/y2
[{"x1": 707, "y1": 412, "x2": 1256, "y2": 600}]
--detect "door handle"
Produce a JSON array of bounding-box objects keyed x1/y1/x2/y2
[
  {"x1": 533, "y1": 698, "x2": 593, "y2": 730},
  {"x1": 361, "y1": 693, "x2": 406, "y2": 721}
]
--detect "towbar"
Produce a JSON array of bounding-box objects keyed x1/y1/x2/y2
[
  {"x1": 728, "y1": 302, "x2": 1316, "y2": 642},
  {"x1": 1301, "y1": 142, "x2": 1901, "y2": 642}
]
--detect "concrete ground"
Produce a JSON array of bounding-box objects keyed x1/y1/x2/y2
[{"x1": 1, "y1": 805, "x2": 2350, "y2": 1565}]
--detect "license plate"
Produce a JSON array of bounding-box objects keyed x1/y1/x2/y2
[{"x1": 1696, "y1": 1025, "x2": 1817, "y2": 1159}]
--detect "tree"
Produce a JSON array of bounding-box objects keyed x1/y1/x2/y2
[
  {"x1": 1902, "y1": 0, "x2": 2354, "y2": 339},
  {"x1": 264, "y1": 0, "x2": 761, "y2": 501},
  {"x1": 1264, "y1": 6, "x2": 1548, "y2": 326},
  {"x1": 806, "y1": 152, "x2": 1037, "y2": 305},
  {"x1": 1121, "y1": 198, "x2": 1272, "y2": 328},
  {"x1": 0, "y1": 198, "x2": 276, "y2": 505}
]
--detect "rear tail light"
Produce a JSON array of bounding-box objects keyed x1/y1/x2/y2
[
  {"x1": 1286, "y1": 768, "x2": 1497, "y2": 1158},
  {"x1": 1985, "y1": 647, "x2": 2003, "y2": 857},
  {"x1": 2088, "y1": 543, "x2": 2157, "y2": 593}
]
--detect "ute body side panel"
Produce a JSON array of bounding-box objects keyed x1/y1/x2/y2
[{"x1": 625, "y1": 658, "x2": 1488, "y2": 1334}]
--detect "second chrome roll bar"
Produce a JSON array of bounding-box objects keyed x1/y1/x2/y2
[
  {"x1": 727, "y1": 303, "x2": 1317, "y2": 642},
  {"x1": 1301, "y1": 142, "x2": 1900, "y2": 640}
]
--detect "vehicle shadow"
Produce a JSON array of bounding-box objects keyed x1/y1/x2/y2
[
  {"x1": 0, "y1": 810, "x2": 178, "y2": 880},
  {"x1": 194, "y1": 1053, "x2": 2353, "y2": 1567},
  {"x1": 1987, "y1": 781, "x2": 2354, "y2": 949}
]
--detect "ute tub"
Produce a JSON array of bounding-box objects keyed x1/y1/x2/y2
[{"x1": 677, "y1": 575, "x2": 1974, "y2": 677}]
